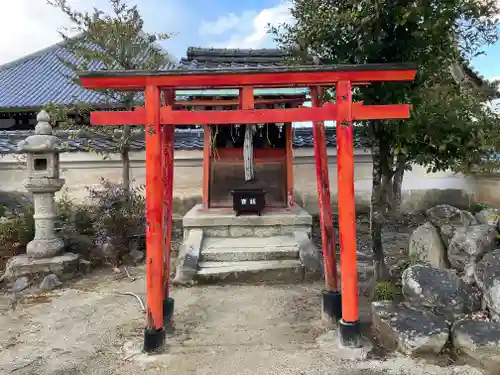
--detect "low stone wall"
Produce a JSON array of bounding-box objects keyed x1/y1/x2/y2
[{"x1": 0, "y1": 147, "x2": 484, "y2": 215}]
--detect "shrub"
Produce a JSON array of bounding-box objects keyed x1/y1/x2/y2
[
  {"x1": 373, "y1": 280, "x2": 401, "y2": 301},
  {"x1": 469, "y1": 202, "x2": 489, "y2": 214},
  {"x1": 0, "y1": 205, "x2": 35, "y2": 269},
  {"x1": 55, "y1": 181, "x2": 146, "y2": 267},
  {"x1": 57, "y1": 189, "x2": 94, "y2": 236},
  {"x1": 86, "y1": 179, "x2": 145, "y2": 267}
]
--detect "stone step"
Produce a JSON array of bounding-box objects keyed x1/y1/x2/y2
[
  {"x1": 196, "y1": 259, "x2": 305, "y2": 284},
  {"x1": 201, "y1": 236, "x2": 300, "y2": 262}
]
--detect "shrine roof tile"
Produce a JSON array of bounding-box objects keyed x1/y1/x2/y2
[
  {"x1": 0, "y1": 36, "x2": 177, "y2": 109},
  {"x1": 178, "y1": 47, "x2": 289, "y2": 69},
  {"x1": 0, "y1": 128, "x2": 367, "y2": 154}
]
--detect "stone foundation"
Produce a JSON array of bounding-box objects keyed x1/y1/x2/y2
[
  {"x1": 3, "y1": 253, "x2": 82, "y2": 282},
  {"x1": 182, "y1": 204, "x2": 312, "y2": 237},
  {"x1": 174, "y1": 204, "x2": 320, "y2": 285}
]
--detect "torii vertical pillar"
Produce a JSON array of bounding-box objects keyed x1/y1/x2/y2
[
  {"x1": 144, "y1": 85, "x2": 166, "y2": 351},
  {"x1": 336, "y1": 81, "x2": 360, "y2": 347},
  {"x1": 162, "y1": 89, "x2": 175, "y2": 330},
  {"x1": 310, "y1": 87, "x2": 341, "y2": 324}
]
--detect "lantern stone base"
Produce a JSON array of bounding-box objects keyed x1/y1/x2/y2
[
  {"x1": 26, "y1": 237, "x2": 65, "y2": 259},
  {"x1": 3, "y1": 253, "x2": 82, "y2": 283},
  {"x1": 173, "y1": 204, "x2": 322, "y2": 285}
]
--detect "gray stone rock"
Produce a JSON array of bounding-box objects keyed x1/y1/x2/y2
[
  {"x1": 439, "y1": 224, "x2": 458, "y2": 247},
  {"x1": 39, "y1": 274, "x2": 62, "y2": 290},
  {"x1": 475, "y1": 207, "x2": 500, "y2": 227},
  {"x1": 372, "y1": 300, "x2": 449, "y2": 356},
  {"x1": 294, "y1": 230, "x2": 322, "y2": 273},
  {"x1": 3, "y1": 253, "x2": 80, "y2": 282},
  {"x1": 475, "y1": 249, "x2": 500, "y2": 322},
  {"x1": 426, "y1": 204, "x2": 476, "y2": 228},
  {"x1": 408, "y1": 221, "x2": 448, "y2": 268},
  {"x1": 10, "y1": 276, "x2": 29, "y2": 293},
  {"x1": 173, "y1": 228, "x2": 203, "y2": 286},
  {"x1": 402, "y1": 264, "x2": 481, "y2": 320},
  {"x1": 426, "y1": 204, "x2": 477, "y2": 246},
  {"x1": 448, "y1": 224, "x2": 497, "y2": 282},
  {"x1": 452, "y1": 319, "x2": 500, "y2": 374}
]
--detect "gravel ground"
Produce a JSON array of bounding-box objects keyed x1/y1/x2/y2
[
  {"x1": 2, "y1": 213, "x2": 472, "y2": 375},
  {"x1": 0, "y1": 265, "x2": 480, "y2": 375}
]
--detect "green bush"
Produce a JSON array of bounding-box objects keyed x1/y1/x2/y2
[
  {"x1": 56, "y1": 180, "x2": 146, "y2": 267},
  {"x1": 57, "y1": 189, "x2": 94, "y2": 236},
  {"x1": 469, "y1": 202, "x2": 490, "y2": 214},
  {"x1": 0, "y1": 205, "x2": 35, "y2": 268},
  {"x1": 373, "y1": 280, "x2": 401, "y2": 301}
]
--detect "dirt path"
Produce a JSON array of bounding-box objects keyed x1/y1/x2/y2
[{"x1": 0, "y1": 264, "x2": 480, "y2": 375}]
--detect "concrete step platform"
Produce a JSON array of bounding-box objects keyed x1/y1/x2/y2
[
  {"x1": 201, "y1": 235, "x2": 300, "y2": 262},
  {"x1": 196, "y1": 259, "x2": 309, "y2": 284}
]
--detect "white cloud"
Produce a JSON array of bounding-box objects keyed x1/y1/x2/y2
[
  {"x1": 201, "y1": 2, "x2": 293, "y2": 49},
  {"x1": 0, "y1": 0, "x2": 112, "y2": 66},
  {"x1": 199, "y1": 13, "x2": 246, "y2": 36}
]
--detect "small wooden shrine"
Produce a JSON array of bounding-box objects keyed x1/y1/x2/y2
[{"x1": 176, "y1": 48, "x2": 307, "y2": 211}]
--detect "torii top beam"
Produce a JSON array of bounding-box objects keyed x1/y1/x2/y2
[
  {"x1": 78, "y1": 64, "x2": 416, "y2": 90},
  {"x1": 78, "y1": 64, "x2": 417, "y2": 127}
]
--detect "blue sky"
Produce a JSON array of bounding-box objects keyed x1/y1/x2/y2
[
  {"x1": 140, "y1": 0, "x2": 500, "y2": 80},
  {"x1": 472, "y1": 43, "x2": 500, "y2": 79},
  {"x1": 1, "y1": 0, "x2": 500, "y2": 80},
  {"x1": 138, "y1": 0, "x2": 289, "y2": 58}
]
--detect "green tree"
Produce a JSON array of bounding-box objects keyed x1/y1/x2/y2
[
  {"x1": 272, "y1": 0, "x2": 500, "y2": 280},
  {"x1": 44, "y1": 0, "x2": 174, "y2": 190}
]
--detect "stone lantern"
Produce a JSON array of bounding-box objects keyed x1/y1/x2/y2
[{"x1": 17, "y1": 110, "x2": 65, "y2": 258}]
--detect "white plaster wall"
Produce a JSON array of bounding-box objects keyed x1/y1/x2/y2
[{"x1": 0, "y1": 147, "x2": 481, "y2": 214}]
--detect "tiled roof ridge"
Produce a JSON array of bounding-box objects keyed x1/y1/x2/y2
[
  {"x1": 0, "y1": 33, "x2": 177, "y2": 109},
  {"x1": 186, "y1": 47, "x2": 287, "y2": 55},
  {"x1": 0, "y1": 32, "x2": 177, "y2": 74},
  {"x1": 179, "y1": 46, "x2": 291, "y2": 70}
]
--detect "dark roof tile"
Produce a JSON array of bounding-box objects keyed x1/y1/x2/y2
[
  {"x1": 0, "y1": 127, "x2": 367, "y2": 154},
  {"x1": 0, "y1": 37, "x2": 177, "y2": 109},
  {"x1": 178, "y1": 47, "x2": 289, "y2": 69}
]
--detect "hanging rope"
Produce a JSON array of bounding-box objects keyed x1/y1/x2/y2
[{"x1": 243, "y1": 124, "x2": 255, "y2": 181}]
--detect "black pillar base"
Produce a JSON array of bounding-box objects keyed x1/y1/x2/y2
[
  {"x1": 339, "y1": 319, "x2": 361, "y2": 348},
  {"x1": 143, "y1": 328, "x2": 165, "y2": 353},
  {"x1": 322, "y1": 290, "x2": 342, "y2": 322},
  {"x1": 163, "y1": 297, "x2": 174, "y2": 329}
]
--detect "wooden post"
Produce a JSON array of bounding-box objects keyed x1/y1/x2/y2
[
  {"x1": 310, "y1": 86, "x2": 341, "y2": 324},
  {"x1": 144, "y1": 85, "x2": 165, "y2": 352},
  {"x1": 162, "y1": 89, "x2": 175, "y2": 328},
  {"x1": 202, "y1": 125, "x2": 211, "y2": 209},
  {"x1": 285, "y1": 118, "x2": 294, "y2": 208},
  {"x1": 336, "y1": 80, "x2": 360, "y2": 347}
]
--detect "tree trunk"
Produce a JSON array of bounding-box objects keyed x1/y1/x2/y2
[
  {"x1": 370, "y1": 121, "x2": 391, "y2": 281},
  {"x1": 391, "y1": 154, "x2": 405, "y2": 215},
  {"x1": 121, "y1": 126, "x2": 131, "y2": 192}
]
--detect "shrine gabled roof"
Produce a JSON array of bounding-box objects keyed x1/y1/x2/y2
[
  {"x1": 0, "y1": 127, "x2": 368, "y2": 154},
  {"x1": 0, "y1": 36, "x2": 177, "y2": 110},
  {"x1": 178, "y1": 47, "x2": 289, "y2": 69}
]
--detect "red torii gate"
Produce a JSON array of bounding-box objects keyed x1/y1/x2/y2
[{"x1": 79, "y1": 64, "x2": 416, "y2": 352}]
